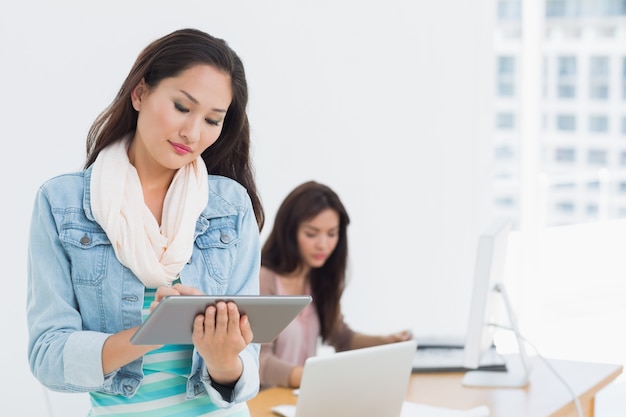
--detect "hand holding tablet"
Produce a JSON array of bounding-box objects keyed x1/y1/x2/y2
[{"x1": 131, "y1": 295, "x2": 312, "y2": 345}]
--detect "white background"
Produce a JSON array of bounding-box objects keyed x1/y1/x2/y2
[{"x1": 2, "y1": 1, "x2": 503, "y2": 415}]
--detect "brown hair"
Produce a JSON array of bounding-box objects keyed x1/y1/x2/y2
[{"x1": 261, "y1": 181, "x2": 350, "y2": 340}]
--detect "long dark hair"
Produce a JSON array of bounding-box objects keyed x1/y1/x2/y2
[
  {"x1": 261, "y1": 181, "x2": 350, "y2": 341},
  {"x1": 84, "y1": 28, "x2": 264, "y2": 229}
]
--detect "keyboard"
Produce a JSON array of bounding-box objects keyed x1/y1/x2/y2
[{"x1": 412, "y1": 345, "x2": 507, "y2": 373}]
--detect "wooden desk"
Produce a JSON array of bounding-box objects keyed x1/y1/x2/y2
[{"x1": 247, "y1": 356, "x2": 622, "y2": 417}]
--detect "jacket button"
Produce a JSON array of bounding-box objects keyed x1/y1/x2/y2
[
  {"x1": 220, "y1": 233, "x2": 230, "y2": 244},
  {"x1": 80, "y1": 234, "x2": 91, "y2": 245}
]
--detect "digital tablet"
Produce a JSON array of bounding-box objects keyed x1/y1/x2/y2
[{"x1": 130, "y1": 295, "x2": 312, "y2": 345}]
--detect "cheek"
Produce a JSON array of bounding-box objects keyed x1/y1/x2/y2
[
  {"x1": 139, "y1": 101, "x2": 177, "y2": 133},
  {"x1": 199, "y1": 128, "x2": 223, "y2": 151}
]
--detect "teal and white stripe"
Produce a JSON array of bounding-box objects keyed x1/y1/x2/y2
[{"x1": 88, "y1": 288, "x2": 249, "y2": 416}]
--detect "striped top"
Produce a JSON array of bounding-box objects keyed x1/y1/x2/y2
[{"x1": 88, "y1": 288, "x2": 250, "y2": 417}]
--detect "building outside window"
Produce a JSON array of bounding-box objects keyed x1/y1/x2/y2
[
  {"x1": 546, "y1": 0, "x2": 579, "y2": 17},
  {"x1": 496, "y1": 112, "x2": 516, "y2": 129},
  {"x1": 497, "y1": 0, "x2": 521, "y2": 19},
  {"x1": 497, "y1": 56, "x2": 516, "y2": 97},
  {"x1": 587, "y1": 180, "x2": 600, "y2": 190},
  {"x1": 557, "y1": 56, "x2": 576, "y2": 99},
  {"x1": 495, "y1": 144, "x2": 516, "y2": 159},
  {"x1": 555, "y1": 200, "x2": 575, "y2": 213},
  {"x1": 586, "y1": 203, "x2": 599, "y2": 216},
  {"x1": 588, "y1": 149, "x2": 608, "y2": 165},
  {"x1": 555, "y1": 147, "x2": 576, "y2": 162},
  {"x1": 623, "y1": 57, "x2": 626, "y2": 99},
  {"x1": 556, "y1": 114, "x2": 576, "y2": 131},
  {"x1": 589, "y1": 56, "x2": 610, "y2": 100},
  {"x1": 589, "y1": 115, "x2": 609, "y2": 133},
  {"x1": 495, "y1": 1, "x2": 626, "y2": 228}
]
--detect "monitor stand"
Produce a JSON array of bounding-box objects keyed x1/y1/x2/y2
[{"x1": 462, "y1": 283, "x2": 531, "y2": 388}]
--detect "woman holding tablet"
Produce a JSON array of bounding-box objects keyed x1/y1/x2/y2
[
  {"x1": 259, "y1": 181, "x2": 412, "y2": 389},
  {"x1": 27, "y1": 28, "x2": 264, "y2": 416}
]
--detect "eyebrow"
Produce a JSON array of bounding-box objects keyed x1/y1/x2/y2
[{"x1": 180, "y1": 90, "x2": 228, "y2": 113}]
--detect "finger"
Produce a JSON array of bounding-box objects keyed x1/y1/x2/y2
[
  {"x1": 240, "y1": 314, "x2": 253, "y2": 345},
  {"x1": 203, "y1": 305, "x2": 217, "y2": 335},
  {"x1": 192, "y1": 314, "x2": 205, "y2": 343},
  {"x1": 172, "y1": 283, "x2": 204, "y2": 296},
  {"x1": 211, "y1": 302, "x2": 228, "y2": 335},
  {"x1": 155, "y1": 285, "x2": 180, "y2": 302},
  {"x1": 226, "y1": 302, "x2": 241, "y2": 333}
]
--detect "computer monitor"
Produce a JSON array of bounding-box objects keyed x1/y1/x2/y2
[{"x1": 461, "y1": 218, "x2": 531, "y2": 388}]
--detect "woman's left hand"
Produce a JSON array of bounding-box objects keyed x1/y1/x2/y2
[{"x1": 193, "y1": 300, "x2": 253, "y2": 385}]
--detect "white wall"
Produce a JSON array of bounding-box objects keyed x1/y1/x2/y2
[{"x1": 0, "y1": 1, "x2": 493, "y2": 415}]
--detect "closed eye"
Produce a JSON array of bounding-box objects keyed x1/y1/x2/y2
[
  {"x1": 174, "y1": 102, "x2": 189, "y2": 113},
  {"x1": 176, "y1": 102, "x2": 221, "y2": 126}
]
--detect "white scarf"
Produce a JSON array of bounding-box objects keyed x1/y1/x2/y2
[{"x1": 90, "y1": 138, "x2": 208, "y2": 288}]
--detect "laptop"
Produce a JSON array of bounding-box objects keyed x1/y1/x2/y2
[{"x1": 270, "y1": 340, "x2": 418, "y2": 417}]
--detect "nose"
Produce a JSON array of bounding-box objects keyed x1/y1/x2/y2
[
  {"x1": 179, "y1": 116, "x2": 202, "y2": 143},
  {"x1": 315, "y1": 235, "x2": 329, "y2": 249}
]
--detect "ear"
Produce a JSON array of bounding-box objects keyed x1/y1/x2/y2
[{"x1": 131, "y1": 79, "x2": 146, "y2": 111}]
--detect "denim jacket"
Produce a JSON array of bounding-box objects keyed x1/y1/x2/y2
[{"x1": 27, "y1": 166, "x2": 261, "y2": 408}]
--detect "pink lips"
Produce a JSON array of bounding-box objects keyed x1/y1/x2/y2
[{"x1": 170, "y1": 141, "x2": 192, "y2": 155}]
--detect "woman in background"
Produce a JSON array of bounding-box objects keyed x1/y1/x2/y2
[
  {"x1": 27, "y1": 28, "x2": 264, "y2": 416},
  {"x1": 259, "y1": 181, "x2": 412, "y2": 389}
]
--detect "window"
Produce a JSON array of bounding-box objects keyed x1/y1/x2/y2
[
  {"x1": 557, "y1": 114, "x2": 576, "y2": 131},
  {"x1": 497, "y1": 0, "x2": 521, "y2": 20},
  {"x1": 601, "y1": 0, "x2": 626, "y2": 15},
  {"x1": 557, "y1": 56, "x2": 577, "y2": 98},
  {"x1": 497, "y1": 56, "x2": 516, "y2": 97},
  {"x1": 495, "y1": 196, "x2": 515, "y2": 207},
  {"x1": 589, "y1": 115, "x2": 609, "y2": 133},
  {"x1": 589, "y1": 56, "x2": 609, "y2": 100},
  {"x1": 552, "y1": 182, "x2": 576, "y2": 190},
  {"x1": 555, "y1": 201, "x2": 575, "y2": 213},
  {"x1": 494, "y1": 144, "x2": 515, "y2": 160},
  {"x1": 588, "y1": 149, "x2": 608, "y2": 165},
  {"x1": 587, "y1": 181, "x2": 600, "y2": 190},
  {"x1": 586, "y1": 204, "x2": 598, "y2": 216},
  {"x1": 555, "y1": 147, "x2": 576, "y2": 162},
  {"x1": 623, "y1": 57, "x2": 626, "y2": 99},
  {"x1": 496, "y1": 112, "x2": 515, "y2": 129},
  {"x1": 546, "y1": 0, "x2": 579, "y2": 17}
]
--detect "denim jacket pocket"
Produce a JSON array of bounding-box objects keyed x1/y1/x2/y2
[
  {"x1": 59, "y1": 225, "x2": 110, "y2": 286},
  {"x1": 194, "y1": 216, "x2": 240, "y2": 285}
]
